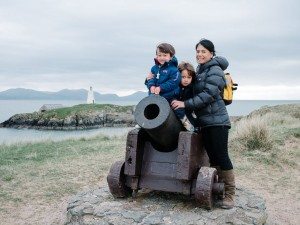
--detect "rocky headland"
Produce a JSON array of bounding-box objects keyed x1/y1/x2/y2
[
  {"x1": 3, "y1": 102, "x2": 298, "y2": 131},
  {"x1": 0, "y1": 104, "x2": 135, "y2": 130}
]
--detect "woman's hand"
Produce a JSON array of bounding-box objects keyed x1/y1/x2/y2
[{"x1": 171, "y1": 100, "x2": 185, "y2": 109}]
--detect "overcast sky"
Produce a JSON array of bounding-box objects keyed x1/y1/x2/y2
[{"x1": 0, "y1": 0, "x2": 299, "y2": 99}]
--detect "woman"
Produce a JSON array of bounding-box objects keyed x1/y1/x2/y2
[{"x1": 171, "y1": 39, "x2": 235, "y2": 209}]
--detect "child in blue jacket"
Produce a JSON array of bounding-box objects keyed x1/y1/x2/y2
[
  {"x1": 145, "y1": 43, "x2": 180, "y2": 102},
  {"x1": 146, "y1": 50, "x2": 195, "y2": 131}
]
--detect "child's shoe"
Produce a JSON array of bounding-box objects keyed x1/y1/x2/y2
[{"x1": 181, "y1": 116, "x2": 194, "y2": 132}]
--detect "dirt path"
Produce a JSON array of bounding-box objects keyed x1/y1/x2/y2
[
  {"x1": 237, "y1": 167, "x2": 299, "y2": 225},
  {"x1": 1, "y1": 197, "x2": 68, "y2": 225}
]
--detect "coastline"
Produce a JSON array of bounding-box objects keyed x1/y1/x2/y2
[
  {"x1": 0, "y1": 101, "x2": 298, "y2": 131},
  {"x1": 0, "y1": 103, "x2": 135, "y2": 130},
  {"x1": 0, "y1": 115, "x2": 243, "y2": 131},
  {"x1": 0, "y1": 123, "x2": 132, "y2": 131}
]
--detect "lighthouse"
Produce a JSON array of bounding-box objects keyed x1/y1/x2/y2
[{"x1": 87, "y1": 86, "x2": 95, "y2": 104}]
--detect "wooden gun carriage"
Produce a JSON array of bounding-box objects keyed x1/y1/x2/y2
[{"x1": 107, "y1": 95, "x2": 224, "y2": 209}]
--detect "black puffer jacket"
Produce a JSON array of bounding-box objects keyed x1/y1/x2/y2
[{"x1": 184, "y1": 57, "x2": 231, "y2": 128}]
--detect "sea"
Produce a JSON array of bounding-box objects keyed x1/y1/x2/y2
[{"x1": 0, "y1": 99, "x2": 299, "y2": 145}]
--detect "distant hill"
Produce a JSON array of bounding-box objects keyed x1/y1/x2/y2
[{"x1": 0, "y1": 88, "x2": 147, "y2": 101}]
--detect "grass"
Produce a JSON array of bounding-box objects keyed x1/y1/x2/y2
[
  {"x1": 42, "y1": 104, "x2": 134, "y2": 119},
  {"x1": 228, "y1": 105, "x2": 300, "y2": 223},
  {"x1": 0, "y1": 135, "x2": 113, "y2": 165},
  {"x1": 231, "y1": 116, "x2": 273, "y2": 151},
  {"x1": 230, "y1": 104, "x2": 300, "y2": 167},
  {"x1": 0, "y1": 134, "x2": 126, "y2": 216},
  {"x1": 228, "y1": 105, "x2": 300, "y2": 225}
]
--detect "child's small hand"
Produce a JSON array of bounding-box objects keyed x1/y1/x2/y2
[
  {"x1": 150, "y1": 86, "x2": 156, "y2": 93},
  {"x1": 146, "y1": 73, "x2": 154, "y2": 81},
  {"x1": 154, "y1": 86, "x2": 161, "y2": 95}
]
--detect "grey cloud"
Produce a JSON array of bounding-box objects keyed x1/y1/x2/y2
[{"x1": 0, "y1": 0, "x2": 299, "y2": 98}]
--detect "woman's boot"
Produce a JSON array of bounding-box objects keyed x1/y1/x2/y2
[
  {"x1": 212, "y1": 166, "x2": 224, "y2": 202},
  {"x1": 220, "y1": 169, "x2": 235, "y2": 209}
]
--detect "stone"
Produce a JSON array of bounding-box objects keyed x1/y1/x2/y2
[{"x1": 65, "y1": 185, "x2": 268, "y2": 225}]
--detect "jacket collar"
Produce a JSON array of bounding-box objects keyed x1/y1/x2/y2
[{"x1": 179, "y1": 82, "x2": 193, "y2": 89}]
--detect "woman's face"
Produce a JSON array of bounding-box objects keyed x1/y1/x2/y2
[{"x1": 196, "y1": 44, "x2": 213, "y2": 64}]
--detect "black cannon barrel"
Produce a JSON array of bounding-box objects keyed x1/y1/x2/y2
[{"x1": 134, "y1": 95, "x2": 183, "y2": 151}]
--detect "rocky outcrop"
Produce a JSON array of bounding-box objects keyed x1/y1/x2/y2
[
  {"x1": 0, "y1": 111, "x2": 135, "y2": 130},
  {"x1": 0, "y1": 112, "x2": 241, "y2": 131},
  {"x1": 66, "y1": 186, "x2": 268, "y2": 225}
]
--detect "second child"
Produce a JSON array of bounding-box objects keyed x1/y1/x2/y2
[{"x1": 173, "y1": 62, "x2": 196, "y2": 131}]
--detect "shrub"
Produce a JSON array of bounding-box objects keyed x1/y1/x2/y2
[{"x1": 231, "y1": 115, "x2": 273, "y2": 152}]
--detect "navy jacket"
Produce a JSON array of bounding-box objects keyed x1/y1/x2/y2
[
  {"x1": 174, "y1": 83, "x2": 196, "y2": 124},
  {"x1": 146, "y1": 56, "x2": 180, "y2": 101},
  {"x1": 184, "y1": 56, "x2": 231, "y2": 128}
]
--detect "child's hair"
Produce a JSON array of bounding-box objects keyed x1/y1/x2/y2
[
  {"x1": 178, "y1": 61, "x2": 196, "y2": 82},
  {"x1": 156, "y1": 43, "x2": 176, "y2": 57}
]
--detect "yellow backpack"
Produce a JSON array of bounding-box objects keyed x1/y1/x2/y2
[{"x1": 222, "y1": 72, "x2": 238, "y2": 105}]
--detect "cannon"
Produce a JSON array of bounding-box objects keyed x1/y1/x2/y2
[{"x1": 107, "y1": 95, "x2": 224, "y2": 209}]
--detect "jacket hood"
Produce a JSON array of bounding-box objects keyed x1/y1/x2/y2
[
  {"x1": 154, "y1": 56, "x2": 178, "y2": 67},
  {"x1": 197, "y1": 56, "x2": 229, "y2": 73},
  {"x1": 214, "y1": 56, "x2": 229, "y2": 71}
]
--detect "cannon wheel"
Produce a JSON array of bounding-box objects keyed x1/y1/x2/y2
[
  {"x1": 107, "y1": 161, "x2": 132, "y2": 198},
  {"x1": 194, "y1": 167, "x2": 217, "y2": 209}
]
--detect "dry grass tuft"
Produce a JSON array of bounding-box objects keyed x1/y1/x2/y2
[
  {"x1": 230, "y1": 115, "x2": 273, "y2": 152},
  {"x1": 230, "y1": 108, "x2": 300, "y2": 169}
]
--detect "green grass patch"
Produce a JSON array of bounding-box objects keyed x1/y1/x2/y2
[
  {"x1": 0, "y1": 135, "x2": 118, "y2": 166},
  {"x1": 289, "y1": 127, "x2": 300, "y2": 138},
  {"x1": 43, "y1": 104, "x2": 134, "y2": 119},
  {"x1": 2, "y1": 175, "x2": 14, "y2": 182},
  {"x1": 0, "y1": 134, "x2": 126, "y2": 207}
]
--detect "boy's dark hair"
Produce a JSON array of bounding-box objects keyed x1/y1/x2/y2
[
  {"x1": 156, "y1": 43, "x2": 176, "y2": 57},
  {"x1": 195, "y1": 38, "x2": 216, "y2": 56},
  {"x1": 178, "y1": 61, "x2": 196, "y2": 82}
]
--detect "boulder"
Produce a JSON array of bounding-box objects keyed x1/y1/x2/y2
[
  {"x1": 66, "y1": 186, "x2": 267, "y2": 225},
  {"x1": 64, "y1": 117, "x2": 77, "y2": 127}
]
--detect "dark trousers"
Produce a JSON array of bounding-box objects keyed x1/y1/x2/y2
[
  {"x1": 173, "y1": 108, "x2": 185, "y2": 119},
  {"x1": 201, "y1": 126, "x2": 233, "y2": 170}
]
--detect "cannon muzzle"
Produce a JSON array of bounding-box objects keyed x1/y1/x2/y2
[{"x1": 134, "y1": 95, "x2": 183, "y2": 151}]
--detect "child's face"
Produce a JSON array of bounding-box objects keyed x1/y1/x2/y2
[
  {"x1": 156, "y1": 50, "x2": 172, "y2": 65},
  {"x1": 181, "y1": 70, "x2": 193, "y2": 86}
]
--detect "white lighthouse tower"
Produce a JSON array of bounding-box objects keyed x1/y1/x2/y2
[{"x1": 87, "y1": 86, "x2": 95, "y2": 104}]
